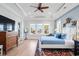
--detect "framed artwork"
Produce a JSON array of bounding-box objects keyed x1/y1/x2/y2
[{"x1": 18, "y1": 22, "x2": 21, "y2": 37}]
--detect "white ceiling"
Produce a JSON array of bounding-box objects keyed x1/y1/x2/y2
[{"x1": 0, "y1": 3, "x2": 78, "y2": 21}]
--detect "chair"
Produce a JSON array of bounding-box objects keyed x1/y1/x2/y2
[{"x1": 0, "y1": 45, "x2": 3, "y2": 56}]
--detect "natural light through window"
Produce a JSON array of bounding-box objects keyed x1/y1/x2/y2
[{"x1": 30, "y1": 24, "x2": 50, "y2": 35}]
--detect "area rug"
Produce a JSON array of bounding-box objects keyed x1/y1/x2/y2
[{"x1": 41, "y1": 49, "x2": 73, "y2": 56}]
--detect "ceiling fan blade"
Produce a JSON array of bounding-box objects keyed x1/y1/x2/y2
[
  {"x1": 34, "y1": 9, "x2": 38, "y2": 12},
  {"x1": 41, "y1": 6, "x2": 49, "y2": 9},
  {"x1": 38, "y1": 3, "x2": 42, "y2": 7},
  {"x1": 40, "y1": 9, "x2": 43, "y2": 12},
  {"x1": 30, "y1": 5, "x2": 37, "y2": 8}
]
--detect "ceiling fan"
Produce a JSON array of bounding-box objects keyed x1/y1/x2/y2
[{"x1": 31, "y1": 3, "x2": 49, "y2": 12}]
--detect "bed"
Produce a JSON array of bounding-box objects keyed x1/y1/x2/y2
[{"x1": 39, "y1": 35, "x2": 74, "y2": 51}]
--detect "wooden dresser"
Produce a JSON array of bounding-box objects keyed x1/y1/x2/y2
[{"x1": 0, "y1": 31, "x2": 18, "y2": 54}]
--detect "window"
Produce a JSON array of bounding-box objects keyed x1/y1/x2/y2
[
  {"x1": 0, "y1": 24, "x2": 4, "y2": 31},
  {"x1": 55, "y1": 20, "x2": 62, "y2": 33},
  {"x1": 7, "y1": 24, "x2": 12, "y2": 31},
  {"x1": 30, "y1": 24, "x2": 50, "y2": 34},
  {"x1": 30, "y1": 24, "x2": 36, "y2": 34},
  {"x1": 37, "y1": 24, "x2": 43, "y2": 34},
  {"x1": 43, "y1": 24, "x2": 50, "y2": 34}
]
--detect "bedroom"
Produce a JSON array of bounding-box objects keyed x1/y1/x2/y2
[{"x1": 0, "y1": 3, "x2": 79, "y2": 56}]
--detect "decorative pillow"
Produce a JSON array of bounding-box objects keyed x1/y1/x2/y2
[
  {"x1": 54, "y1": 32, "x2": 60, "y2": 37},
  {"x1": 61, "y1": 34, "x2": 66, "y2": 39},
  {"x1": 47, "y1": 33, "x2": 54, "y2": 36},
  {"x1": 55, "y1": 33, "x2": 66, "y2": 39},
  {"x1": 55, "y1": 33, "x2": 61, "y2": 39}
]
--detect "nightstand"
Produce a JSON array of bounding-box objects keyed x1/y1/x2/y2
[{"x1": 74, "y1": 40, "x2": 79, "y2": 56}]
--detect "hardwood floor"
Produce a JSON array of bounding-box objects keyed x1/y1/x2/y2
[{"x1": 6, "y1": 40, "x2": 38, "y2": 56}]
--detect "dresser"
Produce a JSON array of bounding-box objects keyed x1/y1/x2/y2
[{"x1": 0, "y1": 31, "x2": 18, "y2": 54}]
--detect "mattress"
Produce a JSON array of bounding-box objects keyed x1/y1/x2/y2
[
  {"x1": 40, "y1": 36, "x2": 65, "y2": 44},
  {"x1": 65, "y1": 40, "x2": 74, "y2": 45}
]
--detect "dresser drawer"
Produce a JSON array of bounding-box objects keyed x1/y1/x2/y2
[
  {"x1": 6, "y1": 36, "x2": 17, "y2": 50},
  {"x1": 6, "y1": 41, "x2": 16, "y2": 50},
  {"x1": 6, "y1": 36, "x2": 17, "y2": 43}
]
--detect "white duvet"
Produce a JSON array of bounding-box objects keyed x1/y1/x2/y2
[{"x1": 65, "y1": 40, "x2": 74, "y2": 45}]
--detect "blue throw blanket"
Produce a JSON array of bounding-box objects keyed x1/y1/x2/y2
[{"x1": 40, "y1": 36, "x2": 65, "y2": 44}]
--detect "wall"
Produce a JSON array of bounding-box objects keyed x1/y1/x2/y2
[
  {"x1": 0, "y1": 15, "x2": 15, "y2": 31},
  {"x1": 15, "y1": 18, "x2": 25, "y2": 40},
  {"x1": 55, "y1": 5, "x2": 79, "y2": 40},
  {"x1": 56, "y1": 5, "x2": 79, "y2": 21},
  {"x1": 53, "y1": 4, "x2": 79, "y2": 20},
  {"x1": 23, "y1": 17, "x2": 55, "y2": 39},
  {"x1": 55, "y1": 5, "x2": 79, "y2": 30},
  {"x1": 0, "y1": 4, "x2": 25, "y2": 41}
]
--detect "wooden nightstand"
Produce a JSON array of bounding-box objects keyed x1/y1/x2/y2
[{"x1": 74, "y1": 40, "x2": 79, "y2": 56}]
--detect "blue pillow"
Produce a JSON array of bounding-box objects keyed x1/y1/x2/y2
[
  {"x1": 55, "y1": 33, "x2": 66, "y2": 39},
  {"x1": 56, "y1": 33, "x2": 61, "y2": 39},
  {"x1": 54, "y1": 32, "x2": 60, "y2": 37},
  {"x1": 61, "y1": 34, "x2": 66, "y2": 39}
]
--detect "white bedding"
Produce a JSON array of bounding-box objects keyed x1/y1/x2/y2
[
  {"x1": 65, "y1": 40, "x2": 74, "y2": 45},
  {"x1": 39, "y1": 37, "x2": 74, "y2": 49}
]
